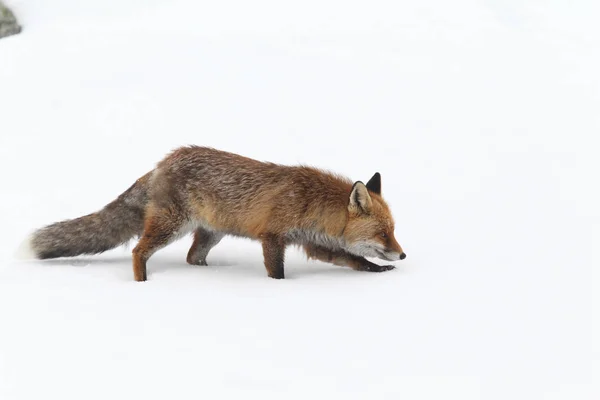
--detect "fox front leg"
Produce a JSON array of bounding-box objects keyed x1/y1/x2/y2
[
  {"x1": 261, "y1": 233, "x2": 286, "y2": 279},
  {"x1": 304, "y1": 244, "x2": 395, "y2": 272}
]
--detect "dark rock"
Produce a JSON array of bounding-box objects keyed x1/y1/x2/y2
[{"x1": 0, "y1": 2, "x2": 22, "y2": 39}]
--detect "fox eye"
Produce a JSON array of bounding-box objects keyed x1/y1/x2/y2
[{"x1": 380, "y1": 232, "x2": 388, "y2": 239}]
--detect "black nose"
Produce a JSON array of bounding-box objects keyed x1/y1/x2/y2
[{"x1": 399, "y1": 252, "x2": 406, "y2": 260}]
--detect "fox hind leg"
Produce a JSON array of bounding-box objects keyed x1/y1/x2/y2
[
  {"x1": 132, "y1": 207, "x2": 186, "y2": 281},
  {"x1": 186, "y1": 228, "x2": 224, "y2": 266}
]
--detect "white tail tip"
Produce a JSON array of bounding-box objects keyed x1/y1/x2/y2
[{"x1": 15, "y1": 233, "x2": 37, "y2": 260}]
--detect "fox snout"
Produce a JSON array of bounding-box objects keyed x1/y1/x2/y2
[
  {"x1": 381, "y1": 249, "x2": 406, "y2": 261},
  {"x1": 373, "y1": 237, "x2": 406, "y2": 262},
  {"x1": 384, "y1": 235, "x2": 405, "y2": 261}
]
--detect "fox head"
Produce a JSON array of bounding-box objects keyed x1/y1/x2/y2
[{"x1": 343, "y1": 173, "x2": 406, "y2": 262}]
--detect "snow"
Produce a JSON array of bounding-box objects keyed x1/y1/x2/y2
[{"x1": 1, "y1": 0, "x2": 598, "y2": 399}]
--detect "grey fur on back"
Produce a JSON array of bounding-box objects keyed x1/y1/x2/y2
[{"x1": 31, "y1": 174, "x2": 150, "y2": 259}]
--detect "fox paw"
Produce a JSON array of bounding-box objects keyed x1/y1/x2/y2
[
  {"x1": 187, "y1": 258, "x2": 208, "y2": 266},
  {"x1": 362, "y1": 264, "x2": 395, "y2": 272}
]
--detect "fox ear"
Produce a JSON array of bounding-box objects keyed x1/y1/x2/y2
[
  {"x1": 349, "y1": 181, "x2": 373, "y2": 214},
  {"x1": 365, "y1": 172, "x2": 381, "y2": 195}
]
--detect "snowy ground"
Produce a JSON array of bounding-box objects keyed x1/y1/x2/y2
[{"x1": 1, "y1": 1, "x2": 598, "y2": 399}]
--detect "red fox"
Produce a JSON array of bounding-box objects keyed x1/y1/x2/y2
[{"x1": 23, "y1": 146, "x2": 406, "y2": 281}]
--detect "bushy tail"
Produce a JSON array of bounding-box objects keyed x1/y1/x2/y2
[{"x1": 27, "y1": 172, "x2": 153, "y2": 259}]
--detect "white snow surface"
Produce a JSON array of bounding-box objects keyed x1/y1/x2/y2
[{"x1": 1, "y1": 1, "x2": 598, "y2": 399}]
